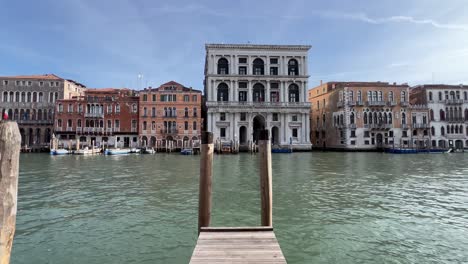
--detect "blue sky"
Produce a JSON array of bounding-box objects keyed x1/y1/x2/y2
[{"x1": 1, "y1": 0, "x2": 467, "y2": 90}]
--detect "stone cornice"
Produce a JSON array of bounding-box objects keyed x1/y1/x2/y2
[{"x1": 206, "y1": 43, "x2": 311, "y2": 51}]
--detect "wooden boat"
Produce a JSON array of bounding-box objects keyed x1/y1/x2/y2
[
  {"x1": 384, "y1": 148, "x2": 418, "y2": 154},
  {"x1": 75, "y1": 147, "x2": 101, "y2": 155},
  {"x1": 272, "y1": 147, "x2": 292, "y2": 153},
  {"x1": 105, "y1": 148, "x2": 131, "y2": 155},
  {"x1": 50, "y1": 149, "x2": 70, "y2": 155},
  {"x1": 180, "y1": 148, "x2": 193, "y2": 155},
  {"x1": 142, "y1": 147, "x2": 155, "y2": 154}
]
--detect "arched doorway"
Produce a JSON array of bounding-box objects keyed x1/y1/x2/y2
[
  {"x1": 272, "y1": 126, "x2": 279, "y2": 145},
  {"x1": 239, "y1": 126, "x2": 247, "y2": 144},
  {"x1": 183, "y1": 136, "x2": 189, "y2": 148},
  {"x1": 150, "y1": 136, "x2": 156, "y2": 147},
  {"x1": 376, "y1": 133, "x2": 383, "y2": 148},
  {"x1": 455, "y1": 140, "x2": 463, "y2": 149},
  {"x1": 253, "y1": 115, "x2": 266, "y2": 143},
  {"x1": 141, "y1": 136, "x2": 148, "y2": 147}
]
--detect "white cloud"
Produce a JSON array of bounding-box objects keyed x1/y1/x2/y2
[{"x1": 317, "y1": 11, "x2": 468, "y2": 31}]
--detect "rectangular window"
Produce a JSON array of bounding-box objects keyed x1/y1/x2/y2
[
  {"x1": 364, "y1": 131, "x2": 370, "y2": 138},
  {"x1": 270, "y1": 67, "x2": 278, "y2": 75},
  {"x1": 220, "y1": 113, "x2": 226, "y2": 121},
  {"x1": 292, "y1": 128, "x2": 298, "y2": 138},
  {"x1": 220, "y1": 127, "x2": 226, "y2": 137},
  {"x1": 239, "y1": 58, "x2": 247, "y2": 63},
  {"x1": 240, "y1": 113, "x2": 246, "y2": 121},
  {"x1": 58, "y1": 104, "x2": 63, "y2": 113},
  {"x1": 273, "y1": 113, "x2": 279, "y2": 121},
  {"x1": 239, "y1": 67, "x2": 247, "y2": 75},
  {"x1": 160, "y1": 95, "x2": 166, "y2": 102},
  {"x1": 402, "y1": 131, "x2": 408, "y2": 137},
  {"x1": 193, "y1": 108, "x2": 197, "y2": 117},
  {"x1": 270, "y1": 91, "x2": 279, "y2": 102},
  {"x1": 351, "y1": 140, "x2": 356, "y2": 145},
  {"x1": 270, "y1": 58, "x2": 278, "y2": 64},
  {"x1": 292, "y1": 115, "x2": 298, "y2": 122},
  {"x1": 116, "y1": 105, "x2": 120, "y2": 113},
  {"x1": 364, "y1": 140, "x2": 370, "y2": 145},
  {"x1": 115, "y1": 120, "x2": 120, "y2": 128},
  {"x1": 389, "y1": 131, "x2": 394, "y2": 137},
  {"x1": 350, "y1": 130, "x2": 356, "y2": 138},
  {"x1": 3, "y1": 80, "x2": 8, "y2": 85},
  {"x1": 270, "y1": 83, "x2": 279, "y2": 89},
  {"x1": 238, "y1": 82, "x2": 247, "y2": 88},
  {"x1": 239, "y1": 91, "x2": 247, "y2": 102},
  {"x1": 184, "y1": 95, "x2": 189, "y2": 102},
  {"x1": 152, "y1": 94, "x2": 156, "y2": 101},
  {"x1": 107, "y1": 105, "x2": 112, "y2": 113},
  {"x1": 192, "y1": 95, "x2": 197, "y2": 102},
  {"x1": 68, "y1": 104, "x2": 73, "y2": 113},
  {"x1": 152, "y1": 107, "x2": 156, "y2": 117}
]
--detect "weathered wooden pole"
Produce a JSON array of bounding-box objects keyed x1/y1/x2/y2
[
  {"x1": 198, "y1": 132, "x2": 213, "y2": 234},
  {"x1": 258, "y1": 129, "x2": 272, "y2": 227},
  {"x1": 0, "y1": 121, "x2": 21, "y2": 264}
]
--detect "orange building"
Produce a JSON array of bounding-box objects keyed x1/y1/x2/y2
[{"x1": 138, "y1": 81, "x2": 202, "y2": 149}]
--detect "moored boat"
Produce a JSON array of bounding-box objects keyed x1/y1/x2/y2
[
  {"x1": 50, "y1": 149, "x2": 70, "y2": 155},
  {"x1": 180, "y1": 148, "x2": 193, "y2": 155},
  {"x1": 384, "y1": 148, "x2": 418, "y2": 154},
  {"x1": 142, "y1": 147, "x2": 155, "y2": 154},
  {"x1": 105, "y1": 148, "x2": 131, "y2": 155},
  {"x1": 75, "y1": 147, "x2": 101, "y2": 155}
]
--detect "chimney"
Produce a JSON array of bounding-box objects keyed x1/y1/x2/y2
[{"x1": 320, "y1": 80, "x2": 323, "y2": 86}]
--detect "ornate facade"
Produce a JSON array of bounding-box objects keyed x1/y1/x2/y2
[
  {"x1": 0, "y1": 74, "x2": 85, "y2": 149},
  {"x1": 138, "y1": 81, "x2": 202, "y2": 149},
  {"x1": 204, "y1": 44, "x2": 312, "y2": 150}
]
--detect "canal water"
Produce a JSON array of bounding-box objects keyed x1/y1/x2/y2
[{"x1": 11, "y1": 152, "x2": 468, "y2": 264}]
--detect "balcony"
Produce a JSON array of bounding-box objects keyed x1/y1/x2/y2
[
  {"x1": 402, "y1": 124, "x2": 409, "y2": 129},
  {"x1": 17, "y1": 120, "x2": 53, "y2": 125},
  {"x1": 400, "y1": 101, "x2": 409, "y2": 107},
  {"x1": 347, "y1": 101, "x2": 356, "y2": 106},
  {"x1": 387, "y1": 101, "x2": 397, "y2": 106},
  {"x1": 131, "y1": 128, "x2": 137, "y2": 133},
  {"x1": 412, "y1": 123, "x2": 429, "y2": 129},
  {"x1": 206, "y1": 101, "x2": 311, "y2": 109},
  {"x1": 160, "y1": 129, "x2": 178, "y2": 135},
  {"x1": 337, "y1": 101, "x2": 343, "y2": 108},
  {"x1": 55, "y1": 127, "x2": 62, "y2": 132},
  {"x1": 445, "y1": 99, "x2": 464, "y2": 105},
  {"x1": 76, "y1": 127, "x2": 83, "y2": 133},
  {"x1": 364, "y1": 123, "x2": 393, "y2": 129},
  {"x1": 85, "y1": 112, "x2": 104, "y2": 118},
  {"x1": 355, "y1": 101, "x2": 364, "y2": 106},
  {"x1": 66, "y1": 127, "x2": 73, "y2": 132},
  {"x1": 163, "y1": 115, "x2": 177, "y2": 118},
  {"x1": 366, "y1": 101, "x2": 386, "y2": 106},
  {"x1": 447, "y1": 118, "x2": 465, "y2": 123}
]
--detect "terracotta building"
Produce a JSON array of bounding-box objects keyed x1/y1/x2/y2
[
  {"x1": 309, "y1": 81, "x2": 411, "y2": 150},
  {"x1": 138, "y1": 81, "x2": 202, "y2": 149},
  {"x1": 0, "y1": 74, "x2": 85, "y2": 150},
  {"x1": 54, "y1": 88, "x2": 139, "y2": 148}
]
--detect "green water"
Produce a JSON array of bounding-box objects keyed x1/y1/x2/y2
[{"x1": 11, "y1": 153, "x2": 468, "y2": 264}]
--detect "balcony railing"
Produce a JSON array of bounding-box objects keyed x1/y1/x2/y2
[
  {"x1": 400, "y1": 101, "x2": 409, "y2": 107},
  {"x1": 445, "y1": 99, "x2": 464, "y2": 105},
  {"x1": 347, "y1": 101, "x2": 356, "y2": 106},
  {"x1": 364, "y1": 123, "x2": 393, "y2": 129},
  {"x1": 163, "y1": 115, "x2": 177, "y2": 118},
  {"x1": 447, "y1": 118, "x2": 465, "y2": 123},
  {"x1": 76, "y1": 127, "x2": 83, "y2": 133},
  {"x1": 55, "y1": 127, "x2": 62, "y2": 131},
  {"x1": 412, "y1": 123, "x2": 429, "y2": 129},
  {"x1": 17, "y1": 120, "x2": 53, "y2": 125},
  {"x1": 355, "y1": 101, "x2": 364, "y2": 106},
  {"x1": 84, "y1": 112, "x2": 104, "y2": 118},
  {"x1": 131, "y1": 128, "x2": 137, "y2": 133},
  {"x1": 160, "y1": 129, "x2": 178, "y2": 135},
  {"x1": 388, "y1": 101, "x2": 397, "y2": 106},
  {"x1": 366, "y1": 101, "x2": 386, "y2": 106},
  {"x1": 66, "y1": 127, "x2": 73, "y2": 132},
  {"x1": 337, "y1": 101, "x2": 343, "y2": 108},
  {"x1": 206, "y1": 101, "x2": 311, "y2": 108}
]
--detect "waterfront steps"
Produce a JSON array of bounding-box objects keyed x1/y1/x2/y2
[{"x1": 190, "y1": 227, "x2": 286, "y2": 264}]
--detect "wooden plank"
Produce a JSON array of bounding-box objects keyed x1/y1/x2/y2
[
  {"x1": 0, "y1": 121, "x2": 21, "y2": 264},
  {"x1": 201, "y1": 226, "x2": 273, "y2": 232},
  {"x1": 259, "y1": 130, "x2": 273, "y2": 227},
  {"x1": 190, "y1": 229, "x2": 286, "y2": 264},
  {"x1": 198, "y1": 132, "x2": 213, "y2": 234}
]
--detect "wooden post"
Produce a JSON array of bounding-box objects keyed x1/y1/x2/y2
[
  {"x1": 258, "y1": 129, "x2": 272, "y2": 227},
  {"x1": 0, "y1": 121, "x2": 21, "y2": 264},
  {"x1": 198, "y1": 132, "x2": 213, "y2": 234}
]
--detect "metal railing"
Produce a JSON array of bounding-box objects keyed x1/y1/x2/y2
[
  {"x1": 366, "y1": 101, "x2": 386, "y2": 106},
  {"x1": 445, "y1": 99, "x2": 464, "y2": 105},
  {"x1": 84, "y1": 112, "x2": 104, "y2": 118},
  {"x1": 160, "y1": 129, "x2": 178, "y2": 134},
  {"x1": 412, "y1": 123, "x2": 430, "y2": 129}
]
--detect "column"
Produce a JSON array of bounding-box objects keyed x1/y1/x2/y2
[
  {"x1": 299, "y1": 82, "x2": 304, "y2": 103},
  {"x1": 232, "y1": 113, "x2": 236, "y2": 141},
  {"x1": 266, "y1": 56, "x2": 270, "y2": 76},
  {"x1": 248, "y1": 81, "x2": 252, "y2": 102},
  {"x1": 229, "y1": 80, "x2": 234, "y2": 101},
  {"x1": 281, "y1": 56, "x2": 285, "y2": 75},
  {"x1": 233, "y1": 81, "x2": 238, "y2": 102},
  {"x1": 231, "y1": 55, "x2": 235, "y2": 75},
  {"x1": 304, "y1": 56, "x2": 308, "y2": 75},
  {"x1": 211, "y1": 80, "x2": 216, "y2": 101},
  {"x1": 306, "y1": 113, "x2": 310, "y2": 143},
  {"x1": 301, "y1": 114, "x2": 306, "y2": 143},
  {"x1": 304, "y1": 81, "x2": 308, "y2": 103},
  {"x1": 266, "y1": 80, "x2": 270, "y2": 102},
  {"x1": 211, "y1": 55, "x2": 216, "y2": 75},
  {"x1": 233, "y1": 54, "x2": 237, "y2": 75},
  {"x1": 283, "y1": 114, "x2": 287, "y2": 143}
]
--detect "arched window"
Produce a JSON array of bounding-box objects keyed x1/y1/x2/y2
[
  {"x1": 450, "y1": 91, "x2": 455, "y2": 99},
  {"x1": 78, "y1": 119, "x2": 82, "y2": 127},
  {"x1": 288, "y1": 59, "x2": 299, "y2": 76},
  {"x1": 33, "y1": 92, "x2": 37, "y2": 102},
  {"x1": 465, "y1": 109, "x2": 468, "y2": 121},
  {"x1": 369, "y1": 112, "x2": 373, "y2": 124},
  {"x1": 431, "y1": 126, "x2": 435, "y2": 136},
  {"x1": 340, "y1": 114, "x2": 344, "y2": 125},
  {"x1": 378, "y1": 91, "x2": 383, "y2": 101},
  {"x1": 438, "y1": 91, "x2": 442, "y2": 101},
  {"x1": 217, "y1": 58, "x2": 229, "y2": 74},
  {"x1": 21, "y1": 92, "x2": 25, "y2": 102},
  {"x1": 27, "y1": 92, "x2": 31, "y2": 102},
  {"x1": 388, "y1": 113, "x2": 393, "y2": 124},
  {"x1": 378, "y1": 112, "x2": 383, "y2": 124},
  {"x1": 38, "y1": 109, "x2": 42, "y2": 120},
  {"x1": 350, "y1": 112, "x2": 355, "y2": 124},
  {"x1": 164, "y1": 107, "x2": 167, "y2": 117},
  {"x1": 383, "y1": 112, "x2": 387, "y2": 124},
  {"x1": 401, "y1": 112, "x2": 406, "y2": 125},
  {"x1": 363, "y1": 112, "x2": 367, "y2": 124},
  {"x1": 440, "y1": 109, "x2": 445, "y2": 121},
  {"x1": 374, "y1": 112, "x2": 378, "y2": 124},
  {"x1": 441, "y1": 126, "x2": 445, "y2": 135},
  {"x1": 15, "y1": 92, "x2": 19, "y2": 102},
  {"x1": 430, "y1": 109, "x2": 434, "y2": 121},
  {"x1": 3, "y1": 92, "x2": 7, "y2": 102},
  {"x1": 253, "y1": 83, "x2": 265, "y2": 102},
  {"x1": 357, "y1": 90, "x2": 362, "y2": 102},
  {"x1": 217, "y1": 83, "x2": 229, "y2": 101},
  {"x1": 20, "y1": 109, "x2": 24, "y2": 120},
  {"x1": 193, "y1": 121, "x2": 197, "y2": 131},
  {"x1": 184, "y1": 121, "x2": 189, "y2": 130},
  {"x1": 185, "y1": 107, "x2": 189, "y2": 117},
  {"x1": 143, "y1": 121, "x2": 147, "y2": 130},
  {"x1": 38, "y1": 92, "x2": 43, "y2": 102},
  {"x1": 288, "y1": 84, "x2": 299, "y2": 102},
  {"x1": 173, "y1": 107, "x2": 176, "y2": 117},
  {"x1": 389, "y1": 91, "x2": 394, "y2": 102},
  {"x1": 252, "y1": 58, "x2": 264, "y2": 75},
  {"x1": 401, "y1": 91, "x2": 406, "y2": 102},
  {"x1": 373, "y1": 91, "x2": 377, "y2": 101}
]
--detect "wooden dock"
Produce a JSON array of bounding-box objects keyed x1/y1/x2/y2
[
  {"x1": 191, "y1": 131, "x2": 287, "y2": 263},
  {"x1": 190, "y1": 227, "x2": 286, "y2": 263}
]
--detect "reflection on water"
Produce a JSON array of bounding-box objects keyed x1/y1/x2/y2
[{"x1": 12, "y1": 153, "x2": 468, "y2": 264}]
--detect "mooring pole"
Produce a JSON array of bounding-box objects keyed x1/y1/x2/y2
[
  {"x1": 258, "y1": 129, "x2": 272, "y2": 227},
  {"x1": 198, "y1": 132, "x2": 213, "y2": 234},
  {"x1": 0, "y1": 121, "x2": 21, "y2": 264}
]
